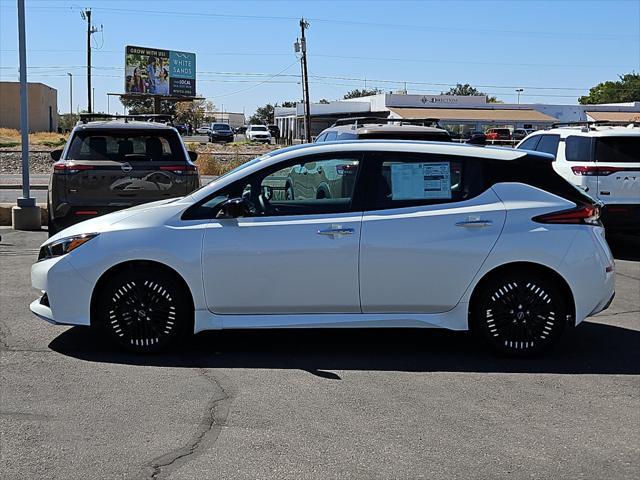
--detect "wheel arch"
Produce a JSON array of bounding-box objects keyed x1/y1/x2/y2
[
  {"x1": 89, "y1": 260, "x2": 195, "y2": 327},
  {"x1": 468, "y1": 261, "x2": 576, "y2": 330}
]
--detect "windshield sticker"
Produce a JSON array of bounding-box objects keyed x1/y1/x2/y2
[{"x1": 390, "y1": 162, "x2": 452, "y2": 200}]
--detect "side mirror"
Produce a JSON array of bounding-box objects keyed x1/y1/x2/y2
[
  {"x1": 188, "y1": 151, "x2": 198, "y2": 162},
  {"x1": 50, "y1": 149, "x2": 63, "y2": 161},
  {"x1": 217, "y1": 197, "x2": 249, "y2": 218}
]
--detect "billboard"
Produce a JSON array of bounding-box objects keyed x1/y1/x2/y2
[{"x1": 125, "y1": 45, "x2": 196, "y2": 97}]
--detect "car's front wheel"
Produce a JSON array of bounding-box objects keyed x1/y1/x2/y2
[
  {"x1": 95, "y1": 267, "x2": 191, "y2": 353},
  {"x1": 472, "y1": 271, "x2": 568, "y2": 356}
]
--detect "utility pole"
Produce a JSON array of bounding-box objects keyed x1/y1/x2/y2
[
  {"x1": 300, "y1": 18, "x2": 311, "y2": 143},
  {"x1": 81, "y1": 9, "x2": 100, "y2": 112},
  {"x1": 67, "y1": 72, "x2": 73, "y2": 114}
]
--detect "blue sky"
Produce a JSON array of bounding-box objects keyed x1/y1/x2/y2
[{"x1": 1, "y1": 0, "x2": 639, "y2": 116}]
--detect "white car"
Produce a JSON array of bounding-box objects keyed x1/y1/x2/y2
[
  {"x1": 517, "y1": 122, "x2": 640, "y2": 233},
  {"x1": 246, "y1": 124, "x2": 272, "y2": 143},
  {"x1": 31, "y1": 141, "x2": 615, "y2": 356}
]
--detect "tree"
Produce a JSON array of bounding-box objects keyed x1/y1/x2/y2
[
  {"x1": 579, "y1": 73, "x2": 640, "y2": 105},
  {"x1": 249, "y1": 103, "x2": 275, "y2": 125},
  {"x1": 442, "y1": 83, "x2": 499, "y2": 103},
  {"x1": 319, "y1": 98, "x2": 330, "y2": 104},
  {"x1": 343, "y1": 88, "x2": 382, "y2": 99},
  {"x1": 119, "y1": 96, "x2": 177, "y2": 115},
  {"x1": 174, "y1": 99, "x2": 214, "y2": 126},
  {"x1": 280, "y1": 101, "x2": 297, "y2": 108}
]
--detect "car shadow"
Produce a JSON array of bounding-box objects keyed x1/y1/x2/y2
[
  {"x1": 607, "y1": 233, "x2": 640, "y2": 261},
  {"x1": 49, "y1": 321, "x2": 639, "y2": 376}
]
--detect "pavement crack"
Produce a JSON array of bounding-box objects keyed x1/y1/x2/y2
[
  {"x1": 145, "y1": 368, "x2": 234, "y2": 480},
  {"x1": 596, "y1": 309, "x2": 640, "y2": 318}
]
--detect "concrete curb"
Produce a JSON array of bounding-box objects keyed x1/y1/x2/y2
[{"x1": 0, "y1": 203, "x2": 47, "y2": 226}]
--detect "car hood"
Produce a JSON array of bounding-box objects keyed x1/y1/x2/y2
[{"x1": 44, "y1": 198, "x2": 188, "y2": 244}]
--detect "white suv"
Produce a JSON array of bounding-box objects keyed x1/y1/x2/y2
[
  {"x1": 246, "y1": 125, "x2": 272, "y2": 143},
  {"x1": 517, "y1": 122, "x2": 640, "y2": 233}
]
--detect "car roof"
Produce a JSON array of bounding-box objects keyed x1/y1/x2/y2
[
  {"x1": 325, "y1": 124, "x2": 447, "y2": 134},
  {"x1": 264, "y1": 139, "x2": 534, "y2": 161},
  {"x1": 542, "y1": 125, "x2": 640, "y2": 138},
  {"x1": 73, "y1": 120, "x2": 176, "y2": 132}
]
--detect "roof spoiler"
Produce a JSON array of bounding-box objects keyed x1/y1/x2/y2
[
  {"x1": 332, "y1": 116, "x2": 441, "y2": 129},
  {"x1": 78, "y1": 113, "x2": 173, "y2": 124}
]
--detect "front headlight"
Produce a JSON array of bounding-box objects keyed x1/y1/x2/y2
[{"x1": 38, "y1": 233, "x2": 99, "y2": 261}]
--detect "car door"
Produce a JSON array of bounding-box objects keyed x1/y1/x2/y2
[
  {"x1": 201, "y1": 152, "x2": 364, "y2": 315},
  {"x1": 359, "y1": 151, "x2": 506, "y2": 314}
]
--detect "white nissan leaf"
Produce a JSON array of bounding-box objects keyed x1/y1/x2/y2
[{"x1": 31, "y1": 141, "x2": 615, "y2": 356}]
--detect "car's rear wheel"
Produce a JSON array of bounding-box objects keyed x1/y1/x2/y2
[
  {"x1": 472, "y1": 271, "x2": 567, "y2": 356},
  {"x1": 95, "y1": 267, "x2": 191, "y2": 353}
]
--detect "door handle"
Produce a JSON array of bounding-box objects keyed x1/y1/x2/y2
[
  {"x1": 317, "y1": 227, "x2": 355, "y2": 237},
  {"x1": 455, "y1": 220, "x2": 493, "y2": 228}
]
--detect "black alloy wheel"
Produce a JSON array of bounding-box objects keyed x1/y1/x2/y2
[
  {"x1": 96, "y1": 268, "x2": 190, "y2": 353},
  {"x1": 473, "y1": 272, "x2": 567, "y2": 356}
]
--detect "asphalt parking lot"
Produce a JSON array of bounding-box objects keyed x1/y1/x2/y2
[{"x1": 1, "y1": 228, "x2": 638, "y2": 480}]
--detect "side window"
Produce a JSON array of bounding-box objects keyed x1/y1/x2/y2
[
  {"x1": 536, "y1": 135, "x2": 560, "y2": 156},
  {"x1": 256, "y1": 155, "x2": 361, "y2": 216},
  {"x1": 595, "y1": 137, "x2": 639, "y2": 163},
  {"x1": 518, "y1": 135, "x2": 541, "y2": 151},
  {"x1": 324, "y1": 131, "x2": 338, "y2": 141},
  {"x1": 565, "y1": 136, "x2": 593, "y2": 162},
  {"x1": 314, "y1": 133, "x2": 327, "y2": 143},
  {"x1": 366, "y1": 152, "x2": 475, "y2": 211}
]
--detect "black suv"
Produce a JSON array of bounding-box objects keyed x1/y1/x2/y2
[{"x1": 47, "y1": 116, "x2": 200, "y2": 235}]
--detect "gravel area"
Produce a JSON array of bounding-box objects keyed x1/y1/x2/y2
[
  {"x1": 0, "y1": 151, "x2": 54, "y2": 175},
  {"x1": 0, "y1": 143, "x2": 278, "y2": 176}
]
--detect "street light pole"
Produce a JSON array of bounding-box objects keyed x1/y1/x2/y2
[
  {"x1": 13, "y1": 0, "x2": 40, "y2": 230},
  {"x1": 300, "y1": 18, "x2": 311, "y2": 143},
  {"x1": 67, "y1": 72, "x2": 73, "y2": 114},
  {"x1": 516, "y1": 88, "x2": 524, "y2": 105}
]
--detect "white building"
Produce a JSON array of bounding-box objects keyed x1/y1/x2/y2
[
  {"x1": 275, "y1": 93, "x2": 640, "y2": 142},
  {"x1": 205, "y1": 111, "x2": 245, "y2": 129}
]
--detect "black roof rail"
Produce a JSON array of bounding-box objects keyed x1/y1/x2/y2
[
  {"x1": 78, "y1": 113, "x2": 173, "y2": 124},
  {"x1": 332, "y1": 116, "x2": 441, "y2": 128}
]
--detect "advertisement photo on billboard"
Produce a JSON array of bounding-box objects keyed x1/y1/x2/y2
[{"x1": 125, "y1": 45, "x2": 196, "y2": 97}]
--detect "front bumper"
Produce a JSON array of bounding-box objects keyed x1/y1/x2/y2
[{"x1": 30, "y1": 256, "x2": 92, "y2": 326}]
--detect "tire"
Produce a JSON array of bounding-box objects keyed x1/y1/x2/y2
[
  {"x1": 472, "y1": 271, "x2": 568, "y2": 356},
  {"x1": 95, "y1": 267, "x2": 191, "y2": 353}
]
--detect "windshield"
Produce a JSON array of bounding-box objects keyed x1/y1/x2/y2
[
  {"x1": 252, "y1": 126, "x2": 268, "y2": 131},
  {"x1": 212, "y1": 124, "x2": 231, "y2": 131}
]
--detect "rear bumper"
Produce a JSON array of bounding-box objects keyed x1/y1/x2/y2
[{"x1": 601, "y1": 204, "x2": 640, "y2": 232}]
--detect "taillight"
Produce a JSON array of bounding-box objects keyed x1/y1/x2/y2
[
  {"x1": 336, "y1": 164, "x2": 357, "y2": 175},
  {"x1": 533, "y1": 203, "x2": 601, "y2": 226},
  {"x1": 159, "y1": 164, "x2": 198, "y2": 174},
  {"x1": 53, "y1": 163, "x2": 94, "y2": 174},
  {"x1": 571, "y1": 166, "x2": 624, "y2": 176}
]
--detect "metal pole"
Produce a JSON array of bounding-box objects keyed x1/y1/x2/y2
[
  {"x1": 300, "y1": 18, "x2": 311, "y2": 143},
  {"x1": 107, "y1": 93, "x2": 110, "y2": 114},
  {"x1": 67, "y1": 72, "x2": 73, "y2": 114},
  {"x1": 86, "y1": 9, "x2": 92, "y2": 112},
  {"x1": 17, "y1": 0, "x2": 34, "y2": 207}
]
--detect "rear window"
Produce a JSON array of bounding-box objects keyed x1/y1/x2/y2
[
  {"x1": 66, "y1": 131, "x2": 184, "y2": 162},
  {"x1": 595, "y1": 137, "x2": 640, "y2": 163}
]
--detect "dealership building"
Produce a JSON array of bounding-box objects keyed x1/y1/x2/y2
[
  {"x1": 0, "y1": 81, "x2": 58, "y2": 132},
  {"x1": 274, "y1": 93, "x2": 640, "y2": 142}
]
